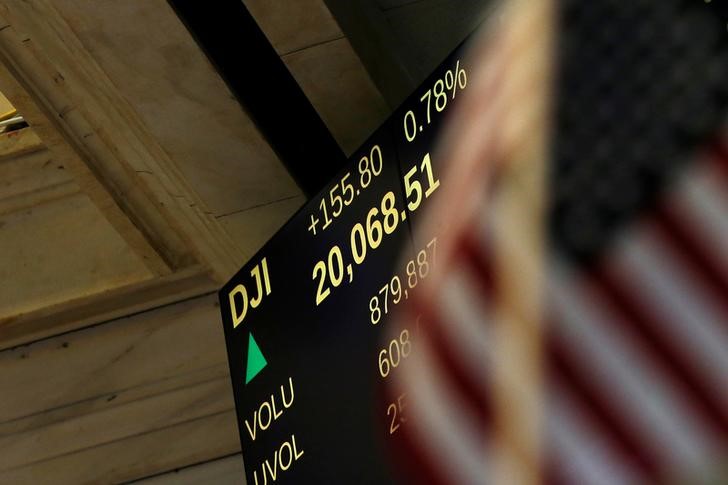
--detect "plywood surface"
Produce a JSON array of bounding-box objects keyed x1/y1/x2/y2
[
  {"x1": 0, "y1": 191, "x2": 153, "y2": 319},
  {"x1": 0, "y1": 294, "x2": 239, "y2": 484},
  {"x1": 0, "y1": 145, "x2": 73, "y2": 205}
]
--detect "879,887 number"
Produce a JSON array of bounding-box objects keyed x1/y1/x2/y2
[{"x1": 369, "y1": 237, "x2": 437, "y2": 325}]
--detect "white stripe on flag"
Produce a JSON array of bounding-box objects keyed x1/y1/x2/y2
[
  {"x1": 437, "y1": 265, "x2": 493, "y2": 393},
  {"x1": 400, "y1": 335, "x2": 490, "y2": 484},
  {"x1": 549, "y1": 388, "x2": 645, "y2": 485},
  {"x1": 609, "y1": 226, "x2": 728, "y2": 409},
  {"x1": 550, "y1": 264, "x2": 719, "y2": 472}
]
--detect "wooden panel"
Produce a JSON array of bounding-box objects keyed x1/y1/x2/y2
[
  {"x1": 0, "y1": 0, "x2": 263, "y2": 347},
  {"x1": 0, "y1": 295, "x2": 223, "y2": 421},
  {"x1": 0, "y1": 265, "x2": 215, "y2": 350},
  {"x1": 0, "y1": 146, "x2": 74, "y2": 207},
  {"x1": 0, "y1": 378, "x2": 232, "y2": 469},
  {"x1": 0, "y1": 10, "x2": 174, "y2": 277},
  {"x1": 0, "y1": 0, "x2": 243, "y2": 279},
  {"x1": 0, "y1": 124, "x2": 222, "y2": 352},
  {"x1": 284, "y1": 37, "x2": 389, "y2": 155},
  {"x1": 134, "y1": 455, "x2": 244, "y2": 485},
  {"x1": 0, "y1": 192, "x2": 153, "y2": 319},
  {"x1": 244, "y1": 0, "x2": 343, "y2": 55},
  {"x1": 0, "y1": 411, "x2": 239, "y2": 485},
  {"x1": 52, "y1": 0, "x2": 301, "y2": 223},
  {"x1": 0, "y1": 294, "x2": 240, "y2": 484}
]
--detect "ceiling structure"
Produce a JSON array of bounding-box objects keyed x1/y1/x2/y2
[
  {"x1": 326, "y1": 0, "x2": 493, "y2": 107},
  {"x1": 0, "y1": 0, "x2": 489, "y2": 483}
]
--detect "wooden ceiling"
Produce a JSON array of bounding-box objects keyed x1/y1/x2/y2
[
  {"x1": 0, "y1": 0, "x2": 391, "y2": 346},
  {"x1": 0, "y1": 0, "x2": 386, "y2": 483},
  {"x1": 0, "y1": 0, "x2": 485, "y2": 483}
]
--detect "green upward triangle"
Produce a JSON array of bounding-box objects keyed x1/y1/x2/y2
[{"x1": 245, "y1": 333, "x2": 267, "y2": 385}]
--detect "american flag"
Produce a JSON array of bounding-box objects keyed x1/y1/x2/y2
[{"x1": 388, "y1": 0, "x2": 728, "y2": 483}]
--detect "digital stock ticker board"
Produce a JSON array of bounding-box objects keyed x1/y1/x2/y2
[{"x1": 219, "y1": 41, "x2": 470, "y2": 484}]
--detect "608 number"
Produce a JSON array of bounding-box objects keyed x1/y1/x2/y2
[{"x1": 378, "y1": 329, "x2": 411, "y2": 378}]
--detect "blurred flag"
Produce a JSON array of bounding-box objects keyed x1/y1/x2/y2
[
  {"x1": 546, "y1": 142, "x2": 728, "y2": 484},
  {"x1": 389, "y1": 0, "x2": 728, "y2": 484},
  {"x1": 389, "y1": 0, "x2": 553, "y2": 483}
]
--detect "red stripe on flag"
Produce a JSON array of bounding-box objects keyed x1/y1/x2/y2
[
  {"x1": 653, "y1": 205, "x2": 728, "y2": 314},
  {"x1": 406, "y1": 298, "x2": 493, "y2": 431},
  {"x1": 381, "y1": 382, "x2": 451, "y2": 485}
]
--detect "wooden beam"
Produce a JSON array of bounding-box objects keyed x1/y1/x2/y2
[
  {"x1": 0, "y1": 265, "x2": 215, "y2": 350},
  {"x1": 0, "y1": 50, "x2": 174, "y2": 277},
  {"x1": 0, "y1": 0, "x2": 242, "y2": 280}
]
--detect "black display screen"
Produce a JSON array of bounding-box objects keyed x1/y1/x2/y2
[{"x1": 219, "y1": 40, "x2": 470, "y2": 484}]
